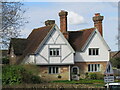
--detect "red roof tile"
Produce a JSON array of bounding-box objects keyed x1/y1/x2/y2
[
  {"x1": 68, "y1": 28, "x2": 95, "y2": 51},
  {"x1": 25, "y1": 25, "x2": 53, "y2": 54}
]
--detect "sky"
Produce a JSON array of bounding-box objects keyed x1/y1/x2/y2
[{"x1": 20, "y1": 2, "x2": 118, "y2": 51}]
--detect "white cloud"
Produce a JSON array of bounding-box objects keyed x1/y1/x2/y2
[{"x1": 68, "y1": 11, "x2": 85, "y2": 25}]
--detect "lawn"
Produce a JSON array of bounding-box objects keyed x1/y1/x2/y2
[{"x1": 50, "y1": 79, "x2": 105, "y2": 87}]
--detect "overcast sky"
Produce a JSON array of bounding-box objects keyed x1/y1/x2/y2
[{"x1": 20, "y1": 2, "x2": 118, "y2": 51}]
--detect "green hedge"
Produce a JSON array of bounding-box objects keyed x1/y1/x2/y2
[{"x1": 2, "y1": 65, "x2": 41, "y2": 85}]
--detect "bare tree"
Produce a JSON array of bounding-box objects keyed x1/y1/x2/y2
[{"x1": 0, "y1": 1, "x2": 28, "y2": 49}]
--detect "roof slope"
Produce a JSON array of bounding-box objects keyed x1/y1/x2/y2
[
  {"x1": 23, "y1": 25, "x2": 54, "y2": 55},
  {"x1": 68, "y1": 28, "x2": 95, "y2": 51},
  {"x1": 9, "y1": 38, "x2": 28, "y2": 55}
]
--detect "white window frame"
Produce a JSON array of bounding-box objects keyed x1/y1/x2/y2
[
  {"x1": 89, "y1": 48, "x2": 99, "y2": 56},
  {"x1": 48, "y1": 66, "x2": 59, "y2": 74},
  {"x1": 49, "y1": 48, "x2": 60, "y2": 57},
  {"x1": 88, "y1": 64, "x2": 100, "y2": 72}
]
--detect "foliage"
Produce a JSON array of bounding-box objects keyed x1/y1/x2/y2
[
  {"x1": 1, "y1": 1, "x2": 28, "y2": 48},
  {"x1": 88, "y1": 73, "x2": 97, "y2": 79},
  {"x1": 110, "y1": 57, "x2": 120, "y2": 69},
  {"x1": 2, "y1": 57, "x2": 9, "y2": 64},
  {"x1": 2, "y1": 65, "x2": 23, "y2": 85},
  {"x1": 88, "y1": 72, "x2": 104, "y2": 80},
  {"x1": 2, "y1": 65, "x2": 41, "y2": 85}
]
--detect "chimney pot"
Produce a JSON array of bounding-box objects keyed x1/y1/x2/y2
[
  {"x1": 45, "y1": 20, "x2": 55, "y2": 26},
  {"x1": 95, "y1": 13, "x2": 100, "y2": 16}
]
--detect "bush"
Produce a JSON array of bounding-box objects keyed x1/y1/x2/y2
[
  {"x1": 88, "y1": 72, "x2": 104, "y2": 80},
  {"x1": 88, "y1": 73, "x2": 97, "y2": 79},
  {"x1": 110, "y1": 57, "x2": 120, "y2": 69},
  {"x1": 2, "y1": 57, "x2": 9, "y2": 64},
  {"x1": 2, "y1": 65, "x2": 41, "y2": 85},
  {"x1": 2, "y1": 65, "x2": 23, "y2": 85}
]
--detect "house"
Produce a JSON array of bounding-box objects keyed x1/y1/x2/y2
[
  {"x1": 110, "y1": 51, "x2": 120, "y2": 59},
  {"x1": 8, "y1": 10, "x2": 111, "y2": 81}
]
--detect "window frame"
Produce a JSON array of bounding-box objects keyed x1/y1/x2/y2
[
  {"x1": 48, "y1": 66, "x2": 59, "y2": 74},
  {"x1": 49, "y1": 48, "x2": 60, "y2": 57},
  {"x1": 88, "y1": 64, "x2": 100, "y2": 72},
  {"x1": 89, "y1": 48, "x2": 99, "y2": 56}
]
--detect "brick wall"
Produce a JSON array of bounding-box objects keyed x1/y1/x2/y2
[
  {"x1": 38, "y1": 65, "x2": 69, "y2": 81},
  {"x1": 74, "y1": 61, "x2": 107, "y2": 74}
]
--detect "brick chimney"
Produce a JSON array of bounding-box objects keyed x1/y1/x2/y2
[
  {"x1": 93, "y1": 13, "x2": 104, "y2": 36},
  {"x1": 45, "y1": 20, "x2": 55, "y2": 26},
  {"x1": 59, "y1": 10, "x2": 69, "y2": 39}
]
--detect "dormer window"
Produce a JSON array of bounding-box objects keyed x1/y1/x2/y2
[
  {"x1": 49, "y1": 48, "x2": 60, "y2": 57},
  {"x1": 89, "y1": 48, "x2": 99, "y2": 55}
]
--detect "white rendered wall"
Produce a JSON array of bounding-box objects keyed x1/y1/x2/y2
[
  {"x1": 75, "y1": 33, "x2": 109, "y2": 62},
  {"x1": 25, "y1": 28, "x2": 74, "y2": 65}
]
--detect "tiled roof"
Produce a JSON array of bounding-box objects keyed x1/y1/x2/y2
[
  {"x1": 15, "y1": 25, "x2": 54, "y2": 63},
  {"x1": 8, "y1": 38, "x2": 28, "y2": 55},
  {"x1": 9, "y1": 24, "x2": 96, "y2": 63},
  {"x1": 23, "y1": 25, "x2": 54, "y2": 55},
  {"x1": 68, "y1": 28, "x2": 95, "y2": 51}
]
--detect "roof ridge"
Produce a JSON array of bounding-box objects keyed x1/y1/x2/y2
[
  {"x1": 33, "y1": 24, "x2": 54, "y2": 31},
  {"x1": 68, "y1": 27, "x2": 96, "y2": 32}
]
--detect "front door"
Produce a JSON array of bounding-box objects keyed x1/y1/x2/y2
[{"x1": 71, "y1": 66, "x2": 80, "y2": 80}]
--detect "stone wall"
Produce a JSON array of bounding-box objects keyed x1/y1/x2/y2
[
  {"x1": 38, "y1": 65, "x2": 69, "y2": 81},
  {"x1": 73, "y1": 61, "x2": 107, "y2": 78}
]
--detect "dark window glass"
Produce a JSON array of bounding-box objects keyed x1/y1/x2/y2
[
  {"x1": 91, "y1": 64, "x2": 93, "y2": 71},
  {"x1": 89, "y1": 48, "x2": 99, "y2": 55},
  {"x1": 96, "y1": 49, "x2": 99, "y2": 55},
  {"x1": 89, "y1": 49, "x2": 91, "y2": 55},
  {"x1": 93, "y1": 49, "x2": 95, "y2": 55},
  {"x1": 49, "y1": 67, "x2": 51, "y2": 74},
  {"x1": 53, "y1": 50, "x2": 56, "y2": 55},
  {"x1": 56, "y1": 67, "x2": 58, "y2": 73},
  {"x1": 49, "y1": 48, "x2": 60, "y2": 56},
  {"x1": 57, "y1": 49, "x2": 59, "y2": 55},
  {"x1": 53, "y1": 67, "x2": 55, "y2": 73},
  {"x1": 88, "y1": 64, "x2": 90, "y2": 71},
  {"x1": 50, "y1": 50, "x2": 52, "y2": 55},
  {"x1": 95, "y1": 64, "x2": 97, "y2": 71}
]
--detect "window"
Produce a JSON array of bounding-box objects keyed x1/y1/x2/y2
[
  {"x1": 89, "y1": 48, "x2": 99, "y2": 55},
  {"x1": 48, "y1": 66, "x2": 59, "y2": 74},
  {"x1": 49, "y1": 48, "x2": 60, "y2": 56},
  {"x1": 88, "y1": 64, "x2": 100, "y2": 72}
]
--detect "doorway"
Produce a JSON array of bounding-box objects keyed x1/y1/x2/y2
[{"x1": 71, "y1": 66, "x2": 80, "y2": 80}]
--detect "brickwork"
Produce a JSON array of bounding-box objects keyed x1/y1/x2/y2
[
  {"x1": 73, "y1": 61, "x2": 107, "y2": 74},
  {"x1": 93, "y1": 13, "x2": 104, "y2": 36},
  {"x1": 38, "y1": 65, "x2": 69, "y2": 81},
  {"x1": 59, "y1": 10, "x2": 69, "y2": 39}
]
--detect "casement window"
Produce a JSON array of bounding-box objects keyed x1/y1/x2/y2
[
  {"x1": 89, "y1": 48, "x2": 99, "y2": 55},
  {"x1": 88, "y1": 64, "x2": 100, "y2": 72},
  {"x1": 49, "y1": 48, "x2": 60, "y2": 56},
  {"x1": 48, "y1": 66, "x2": 59, "y2": 74}
]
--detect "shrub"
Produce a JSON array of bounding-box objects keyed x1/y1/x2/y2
[
  {"x1": 88, "y1": 72, "x2": 104, "y2": 80},
  {"x1": 2, "y1": 57, "x2": 9, "y2": 64},
  {"x1": 2, "y1": 65, "x2": 41, "y2": 85},
  {"x1": 88, "y1": 73, "x2": 97, "y2": 79},
  {"x1": 2, "y1": 65, "x2": 23, "y2": 85}
]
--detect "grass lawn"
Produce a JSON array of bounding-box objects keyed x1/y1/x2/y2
[{"x1": 50, "y1": 79, "x2": 104, "y2": 84}]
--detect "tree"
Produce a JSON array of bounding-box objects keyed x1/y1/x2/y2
[
  {"x1": 110, "y1": 57, "x2": 120, "y2": 69},
  {"x1": 0, "y1": 1, "x2": 28, "y2": 49}
]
